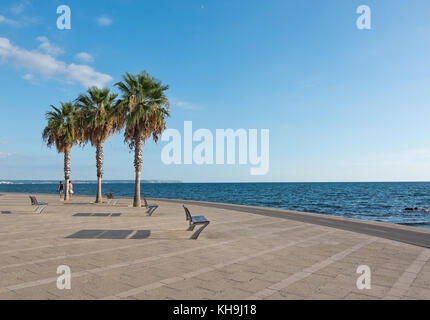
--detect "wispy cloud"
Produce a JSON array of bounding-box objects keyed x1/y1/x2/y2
[
  {"x1": 22, "y1": 73, "x2": 33, "y2": 80},
  {"x1": 75, "y1": 52, "x2": 94, "y2": 63},
  {"x1": 0, "y1": 15, "x2": 20, "y2": 26},
  {"x1": 173, "y1": 100, "x2": 204, "y2": 110},
  {"x1": 0, "y1": 137, "x2": 7, "y2": 145},
  {"x1": 96, "y1": 16, "x2": 112, "y2": 26},
  {"x1": 11, "y1": 4, "x2": 25, "y2": 15},
  {"x1": 10, "y1": 1, "x2": 30, "y2": 15},
  {"x1": 0, "y1": 37, "x2": 112, "y2": 88},
  {"x1": 36, "y1": 36, "x2": 64, "y2": 56}
]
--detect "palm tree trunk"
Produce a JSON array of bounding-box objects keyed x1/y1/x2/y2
[
  {"x1": 64, "y1": 148, "x2": 71, "y2": 201},
  {"x1": 95, "y1": 143, "x2": 103, "y2": 203},
  {"x1": 133, "y1": 136, "x2": 143, "y2": 207}
]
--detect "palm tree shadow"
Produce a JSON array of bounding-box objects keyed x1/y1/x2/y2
[{"x1": 65, "y1": 229, "x2": 191, "y2": 240}]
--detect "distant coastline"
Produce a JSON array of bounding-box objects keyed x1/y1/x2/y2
[
  {"x1": 2, "y1": 180, "x2": 430, "y2": 184},
  {"x1": 0, "y1": 180, "x2": 182, "y2": 184}
]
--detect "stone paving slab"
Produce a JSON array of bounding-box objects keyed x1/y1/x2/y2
[{"x1": 0, "y1": 192, "x2": 429, "y2": 300}]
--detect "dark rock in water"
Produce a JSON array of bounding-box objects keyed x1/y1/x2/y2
[{"x1": 403, "y1": 207, "x2": 429, "y2": 212}]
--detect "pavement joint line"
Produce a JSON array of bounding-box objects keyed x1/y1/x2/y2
[
  {"x1": 0, "y1": 238, "x2": 102, "y2": 256},
  {"x1": 1, "y1": 216, "x2": 302, "y2": 259},
  {"x1": 126, "y1": 230, "x2": 138, "y2": 239},
  {"x1": 246, "y1": 238, "x2": 377, "y2": 300},
  {"x1": 0, "y1": 218, "x2": 149, "y2": 236},
  {"x1": 0, "y1": 241, "x2": 232, "y2": 295},
  {"x1": 0, "y1": 239, "x2": 167, "y2": 271},
  {"x1": 0, "y1": 215, "x2": 267, "y2": 256},
  {"x1": 0, "y1": 215, "x2": 268, "y2": 248},
  {"x1": 384, "y1": 248, "x2": 430, "y2": 300},
  {"x1": 0, "y1": 218, "x2": 302, "y2": 266},
  {"x1": 0, "y1": 212, "x2": 265, "y2": 233},
  {"x1": 0, "y1": 212, "x2": 136, "y2": 227},
  {"x1": 0, "y1": 218, "x2": 195, "y2": 237},
  {"x1": 0, "y1": 224, "x2": 315, "y2": 295},
  {"x1": 104, "y1": 230, "x2": 337, "y2": 299},
  {"x1": 0, "y1": 209, "x2": 207, "y2": 233}
]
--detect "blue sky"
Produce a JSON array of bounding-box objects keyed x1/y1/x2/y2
[{"x1": 1, "y1": 0, "x2": 430, "y2": 182}]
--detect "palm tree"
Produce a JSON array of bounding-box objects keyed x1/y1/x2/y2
[
  {"x1": 42, "y1": 102, "x2": 81, "y2": 201},
  {"x1": 115, "y1": 72, "x2": 170, "y2": 207},
  {"x1": 76, "y1": 87, "x2": 118, "y2": 203}
]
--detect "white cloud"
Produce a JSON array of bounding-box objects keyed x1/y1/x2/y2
[
  {"x1": 0, "y1": 15, "x2": 19, "y2": 26},
  {"x1": 0, "y1": 37, "x2": 112, "y2": 88},
  {"x1": 174, "y1": 100, "x2": 204, "y2": 110},
  {"x1": 96, "y1": 16, "x2": 112, "y2": 26},
  {"x1": 22, "y1": 73, "x2": 33, "y2": 80},
  {"x1": 36, "y1": 36, "x2": 64, "y2": 56},
  {"x1": 10, "y1": 1, "x2": 29, "y2": 15},
  {"x1": 75, "y1": 52, "x2": 94, "y2": 63},
  {"x1": 67, "y1": 64, "x2": 112, "y2": 88}
]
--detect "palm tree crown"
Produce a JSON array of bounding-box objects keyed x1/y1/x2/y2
[
  {"x1": 42, "y1": 102, "x2": 80, "y2": 153},
  {"x1": 116, "y1": 72, "x2": 170, "y2": 146},
  {"x1": 76, "y1": 87, "x2": 118, "y2": 147}
]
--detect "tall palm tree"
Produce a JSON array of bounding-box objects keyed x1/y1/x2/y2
[
  {"x1": 42, "y1": 102, "x2": 81, "y2": 201},
  {"x1": 115, "y1": 72, "x2": 170, "y2": 207},
  {"x1": 76, "y1": 87, "x2": 118, "y2": 203}
]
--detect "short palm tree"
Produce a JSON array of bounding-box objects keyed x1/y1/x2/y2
[
  {"x1": 76, "y1": 87, "x2": 118, "y2": 203},
  {"x1": 116, "y1": 72, "x2": 170, "y2": 207},
  {"x1": 42, "y1": 102, "x2": 80, "y2": 201}
]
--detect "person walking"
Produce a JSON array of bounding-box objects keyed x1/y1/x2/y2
[
  {"x1": 57, "y1": 181, "x2": 64, "y2": 200},
  {"x1": 68, "y1": 181, "x2": 74, "y2": 199}
]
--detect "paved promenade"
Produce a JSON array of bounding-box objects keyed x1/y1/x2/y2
[{"x1": 0, "y1": 192, "x2": 429, "y2": 300}]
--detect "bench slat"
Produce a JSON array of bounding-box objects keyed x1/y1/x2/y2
[{"x1": 191, "y1": 216, "x2": 209, "y2": 223}]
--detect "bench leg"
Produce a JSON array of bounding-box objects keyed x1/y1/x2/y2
[
  {"x1": 36, "y1": 205, "x2": 47, "y2": 214},
  {"x1": 187, "y1": 222, "x2": 195, "y2": 231},
  {"x1": 190, "y1": 222, "x2": 210, "y2": 240},
  {"x1": 146, "y1": 205, "x2": 158, "y2": 216}
]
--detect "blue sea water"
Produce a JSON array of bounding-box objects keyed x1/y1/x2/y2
[{"x1": 1, "y1": 181, "x2": 430, "y2": 229}]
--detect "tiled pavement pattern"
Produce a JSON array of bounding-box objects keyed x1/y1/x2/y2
[{"x1": 0, "y1": 192, "x2": 429, "y2": 300}]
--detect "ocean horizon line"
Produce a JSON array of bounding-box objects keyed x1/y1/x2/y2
[{"x1": 1, "y1": 180, "x2": 430, "y2": 184}]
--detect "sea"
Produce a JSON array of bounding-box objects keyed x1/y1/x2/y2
[{"x1": 1, "y1": 181, "x2": 430, "y2": 229}]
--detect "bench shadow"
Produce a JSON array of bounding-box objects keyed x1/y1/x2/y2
[
  {"x1": 1, "y1": 211, "x2": 12, "y2": 214},
  {"x1": 64, "y1": 229, "x2": 196, "y2": 240},
  {"x1": 65, "y1": 229, "x2": 151, "y2": 239},
  {"x1": 73, "y1": 213, "x2": 121, "y2": 217}
]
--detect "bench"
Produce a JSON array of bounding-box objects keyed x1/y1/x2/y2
[
  {"x1": 106, "y1": 193, "x2": 118, "y2": 206},
  {"x1": 29, "y1": 196, "x2": 48, "y2": 214},
  {"x1": 183, "y1": 205, "x2": 210, "y2": 240},
  {"x1": 143, "y1": 198, "x2": 159, "y2": 216}
]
